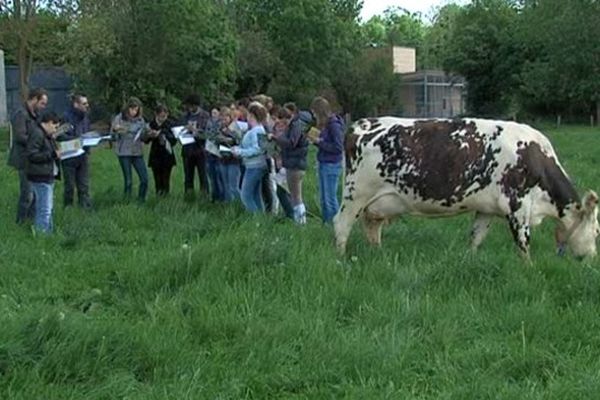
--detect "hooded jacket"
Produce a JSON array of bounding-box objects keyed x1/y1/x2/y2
[{"x1": 316, "y1": 114, "x2": 344, "y2": 164}]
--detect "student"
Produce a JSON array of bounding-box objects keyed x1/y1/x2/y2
[
  {"x1": 8, "y1": 87, "x2": 48, "y2": 224},
  {"x1": 181, "y1": 94, "x2": 210, "y2": 197},
  {"x1": 232, "y1": 103, "x2": 268, "y2": 213},
  {"x1": 111, "y1": 97, "x2": 149, "y2": 202},
  {"x1": 308, "y1": 96, "x2": 344, "y2": 223},
  {"x1": 145, "y1": 104, "x2": 177, "y2": 196},
  {"x1": 253, "y1": 96, "x2": 278, "y2": 215},
  {"x1": 25, "y1": 112, "x2": 62, "y2": 233},
  {"x1": 60, "y1": 93, "x2": 92, "y2": 208},
  {"x1": 269, "y1": 103, "x2": 310, "y2": 224},
  {"x1": 205, "y1": 106, "x2": 225, "y2": 202},
  {"x1": 215, "y1": 106, "x2": 242, "y2": 202}
]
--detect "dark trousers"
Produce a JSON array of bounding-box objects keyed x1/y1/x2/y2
[
  {"x1": 118, "y1": 156, "x2": 148, "y2": 202},
  {"x1": 277, "y1": 185, "x2": 294, "y2": 219},
  {"x1": 261, "y1": 157, "x2": 275, "y2": 212},
  {"x1": 62, "y1": 154, "x2": 91, "y2": 208},
  {"x1": 183, "y1": 151, "x2": 208, "y2": 194},
  {"x1": 152, "y1": 165, "x2": 173, "y2": 195},
  {"x1": 16, "y1": 169, "x2": 35, "y2": 224}
]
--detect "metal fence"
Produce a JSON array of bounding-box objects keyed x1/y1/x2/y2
[{"x1": 398, "y1": 70, "x2": 466, "y2": 118}]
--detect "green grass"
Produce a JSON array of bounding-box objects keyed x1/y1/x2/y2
[{"x1": 1, "y1": 124, "x2": 599, "y2": 399}]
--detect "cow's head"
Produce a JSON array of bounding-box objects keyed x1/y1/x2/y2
[{"x1": 556, "y1": 190, "x2": 600, "y2": 258}]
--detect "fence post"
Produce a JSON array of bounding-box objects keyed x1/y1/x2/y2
[
  {"x1": 556, "y1": 115, "x2": 561, "y2": 128},
  {"x1": 0, "y1": 49, "x2": 7, "y2": 127},
  {"x1": 591, "y1": 115, "x2": 595, "y2": 127}
]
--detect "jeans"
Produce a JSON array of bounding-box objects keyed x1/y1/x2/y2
[
  {"x1": 207, "y1": 156, "x2": 225, "y2": 202},
  {"x1": 30, "y1": 181, "x2": 54, "y2": 233},
  {"x1": 240, "y1": 166, "x2": 267, "y2": 213},
  {"x1": 16, "y1": 169, "x2": 35, "y2": 224},
  {"x1": 62, "y1": 153, "x2": 91, "y2": 208},
  {"x1": 318, "y1": 161, "x2": 342, "y2": 223},
  {"x1": 220, "y1": 163, "x2": 241, "y2": 202},
  {"x1": 118, "y1": 156, "x2": 148, "y2": 201}
]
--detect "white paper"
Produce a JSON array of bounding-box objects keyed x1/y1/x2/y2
[
  {"x1": 171, "y1": 126, "x2": 187, "y2": 137},
  {"x1": 172, "y1": 125, "x2": 195, "y2": 145},
  {"x1": 219, "y1": 145, "x2": 232, "y2": 153},
  {"x1": 205, "y1": 140, "x2": 221, "y2": 157},
  {"x1": 82, "y1": 135, "x2": 111, "y2": 147},
  {"x1": 133, "y1": 127, "x2": 144, "y2": 142},
  {"x1": 60, "y1": 148, "x2": 86, "y2": 160},
  {"x1": 178, "y1": 134, "x2": 196, "y2": 146}
]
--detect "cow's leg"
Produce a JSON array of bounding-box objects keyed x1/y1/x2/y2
[
  {"x1": 333, "y1": 197, "x2": 366, "y2": 255},
  {"x1": 507, "y1": 211, "x2": 532, "y2": 261},
  {"x1": 362, "y1": 210, "x2": 385, "y2": 246},
  {"x1": 470, "y1": 212, "x2": 493, "y2": 251}
]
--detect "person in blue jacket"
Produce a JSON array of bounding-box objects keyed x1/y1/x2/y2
[
  {"x1": 232, "y1": 103, "x2": 268, "y2": 213},
  {"x1": 308, "y1": 96, "x2": 344, "y2": 224}
]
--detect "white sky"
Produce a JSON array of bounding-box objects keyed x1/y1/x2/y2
[{"x1": 360, "y1": 0, "x2": 470, "y2": 21}]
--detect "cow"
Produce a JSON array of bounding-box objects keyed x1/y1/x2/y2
[{"x1": 334, "y1": 117, "x2": 599, "y2": 260}]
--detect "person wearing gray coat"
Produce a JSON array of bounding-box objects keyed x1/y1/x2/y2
[{"x1": 111, "y1": 97, "x2": 149, "y2": 202}]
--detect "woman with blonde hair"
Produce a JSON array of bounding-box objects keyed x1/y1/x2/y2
[
  {"x1": 232, "y1": 103, "x2": 268, "y2": 212},
  {"x1": 308, "y1": 96, "x2": 344, "y2": 223}
]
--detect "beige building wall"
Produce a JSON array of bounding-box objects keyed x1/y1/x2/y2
[{"x1": 392, "y1": 47, "x2": 416, "y2": 74}]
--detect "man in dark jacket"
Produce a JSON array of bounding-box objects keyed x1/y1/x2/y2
[
  {"x1": 8, "y1": 88, "x2": 48, "y2": 224},
  {"x1": 60, "y1": 93, "x2": 92, "y2": 208},
  {"x1": 25, "y1": 111, "x2": 62, "y2": 233},
  {"x1": 181, "y1": 94, "x2": 210, "y2": 197}
]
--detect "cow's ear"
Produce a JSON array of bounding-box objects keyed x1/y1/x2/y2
[{"x1": 582, "y1": 190, "x2": 599, "y2": 214}]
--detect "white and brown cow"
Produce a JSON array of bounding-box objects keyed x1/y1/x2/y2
[{"x1": 334, "y1": 117, "x2": 599, "y2": 259}]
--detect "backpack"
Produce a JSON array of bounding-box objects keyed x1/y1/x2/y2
[{"x1": 294, "y1": 110, "x2": 314, "y2": 148}]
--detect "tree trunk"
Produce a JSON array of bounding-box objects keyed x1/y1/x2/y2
[{"x1": 14, "y1": 0, "x2": 37, "y2": 102}]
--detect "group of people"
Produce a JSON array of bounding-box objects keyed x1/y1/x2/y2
[{"x1": 7, "y1": 88, "x2": 346, "y2": 234}]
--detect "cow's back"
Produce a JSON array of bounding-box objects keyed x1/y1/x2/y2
[{"x1": 345, "y1": 117, "x2": 570, "y2": 217}]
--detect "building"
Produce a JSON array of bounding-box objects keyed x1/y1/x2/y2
[
  {"x1": 382, "y1": 46, "x2": 466, "y2": 118},
  {"x1": 398, "y1": 70, "x2": 466, "y2": 118}
]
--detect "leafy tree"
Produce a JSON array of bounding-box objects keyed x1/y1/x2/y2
[
  {"x1": 229, "y1": 0, "x2": 362, "y2": 108},
  {"x1": 420, "y1": 3, "x2": 462, "y2": 69},
  {"x1": 0, "y1": 0, "x2": 75, "y2": 99},
  {"x1": 61, "y1": 0, "x2": 237, "y2": 115},
  {"x1": 440, "y1": 0, "x2": 522, "y2": 116},
  {"x1": 517, "y1": 0, "x2": 600, "y2": 119}
]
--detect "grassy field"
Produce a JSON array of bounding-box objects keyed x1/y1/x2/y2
[{"x1": 1, "y1": 124, "x2": 599, "y2": 399}]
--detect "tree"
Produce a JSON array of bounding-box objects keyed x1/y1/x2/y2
[
  {"x1": 61, "y1": 0, "x2": 237, "y2": 115},
  {"x1": 420, "y1": 3, "x2": 462, "y2": 69},
  {"x1": 0, "y1": 0, "x2": 75, "y2": 100},
  {"x1": 517, "y1": 0, "x2": 600, "y2": 119},
  {"x1": 229, "y1": 0, "x2": 362, "y2": 108},
  {"x1": 440, "y1": 0, "x2": 522, "y2": 116}
]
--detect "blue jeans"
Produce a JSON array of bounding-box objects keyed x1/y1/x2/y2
[
  {"x1": 207, "y1": 156, "x2": 225, "y2": 202},
  {"x1": 220, "y1": 163, "x2": 241, "y2": 202},
  {"x1": 241, "y1": 166, "x2": 267, "y2": 213},
  {"x1": 30, "y1": 181, "x2": 54, "y2": 233},
  {"x1": 16, "y1": 169, "x2": 35, "y2": 224},
  {"x1": 318, "y1": 161, "x2": 342, "y2": 223},
  {"x1": 118, "y1": 156, "x2": 148, "y2": 201}
]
